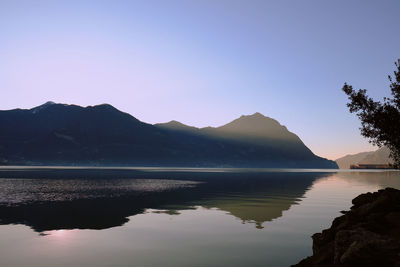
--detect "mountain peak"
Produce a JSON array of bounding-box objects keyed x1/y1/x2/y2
[
  {"x1": 167, "y1": 120, "x2": 185, "y2": 125},
  {"x1": 215, "y1": 113, "x2": 298, "y2": 141},
  {"x1": 239, "y1": 112, "x2": 264, "y2": 119},
  {"x1": 156, "y1": 120, "x2": 198, "y2": 131},
  {"x1": 250, "y1": 112, "x2": 264, "y2": 117},
  {"x1": 37, "y1": 101, "x2": 57, "y2": 108},
  {"x1": 238, "y1": 112, "x2": 278, "y2": 122},
  {"x1": 30, "y1": 101, "x2": 58, "y2": 114},
  {"x1": 89, "y1": 103, "x2": 119, "y2": 111},
  {"x1": 231, "y1": 112, "x2": 281, "y2": 127}
]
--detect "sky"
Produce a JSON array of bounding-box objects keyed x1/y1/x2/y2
[{"x1": 1, "y1": 0, "x2": 399, "y2": 160}]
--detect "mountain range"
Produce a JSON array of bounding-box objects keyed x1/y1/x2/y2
[
  {"x1": 335, "y1": 147, "x2": 392, "y2": 169},
  {"x1": 0, "y1": 102, "x2": 337, "y2": 168}
]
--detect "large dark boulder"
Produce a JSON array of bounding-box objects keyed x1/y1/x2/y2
[{"x1": 293, "y1": 188, "x2": 400, "y2": 267}]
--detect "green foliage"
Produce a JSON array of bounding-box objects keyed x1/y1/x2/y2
[{"x1": 342, "y1": 59, "x2": 400, "y2": 167}]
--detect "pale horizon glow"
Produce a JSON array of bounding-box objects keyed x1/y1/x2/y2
[{"x1": 1, "y1": 0, "x2": 399, "y2": 160}]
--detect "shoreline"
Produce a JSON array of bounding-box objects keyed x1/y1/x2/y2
[{"x1": 292, "y1": 188, "x2": 400, "y2": 266}]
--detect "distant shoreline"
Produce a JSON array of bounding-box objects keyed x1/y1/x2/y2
[{"x1": 0, "y1": 165, "x2": 397, "y2": 172}]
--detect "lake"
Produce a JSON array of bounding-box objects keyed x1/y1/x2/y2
[{"x1": 0, "y1": 167, "x2": 399, "y2": 267}]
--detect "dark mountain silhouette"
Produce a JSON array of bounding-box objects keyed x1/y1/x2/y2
[
  {"x1": 157, "y1": 112, "x2": 315, "y2": 157},
  {"x1": 0, "y1": 102, "x2": 337, "y2": 168}
]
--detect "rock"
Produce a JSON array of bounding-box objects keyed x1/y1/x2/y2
[
  {"x1": 292, "y1": 188, "x2": 400, "y2": 267},
  {"x1": 351, "y1": 192, "x2": 374, "y2": 207}
]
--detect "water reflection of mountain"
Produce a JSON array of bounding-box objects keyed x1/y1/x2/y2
[
  {"x1": 0, "y1": 168, "x2": 332, "y2": 232},
  {"x1": 201, "y1": 196, "x2": 300, "y2": 229}
]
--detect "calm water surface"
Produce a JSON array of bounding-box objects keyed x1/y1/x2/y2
[{"x1": 0, "y1": 168, "x2": 399, "y2": 267}]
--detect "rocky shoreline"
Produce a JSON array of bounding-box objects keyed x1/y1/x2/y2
[{"x1": 293, "y1": 187, "x2": 400, "y2": 266}]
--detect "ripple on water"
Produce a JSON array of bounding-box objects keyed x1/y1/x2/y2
[{"x1": 0, "y1": 178, "x2": 200, "y2": 205}]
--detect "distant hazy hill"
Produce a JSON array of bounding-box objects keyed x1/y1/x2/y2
[
  {"x1": 335, "y1": 147, "x2": 391, "y2": 169},
  {"x1": 335, "y1": 151, "x2": 373, "y2": 169},
  {"x1": 0, "y1": 102, "x2": 337, "y2": 168}
]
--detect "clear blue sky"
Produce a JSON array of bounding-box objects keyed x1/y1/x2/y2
[{"x1": 1, "y1": 0, "x2": 399, "y2": 159}]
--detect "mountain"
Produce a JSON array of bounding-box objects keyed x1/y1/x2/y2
[
  {"x1": 335, "y1": 147, "x2": 392, "y2": 169},
  {"x1": 335, "y1": 151, "x2": 374, "y2": 169},
  {"x1": 0, "y1": 102, "x2": 337, "y2": 168},
  {"x1": 360, "y1": 147, "x2": 391, "y2": 164},
  {"x1": 156, "y1": 120, "x2": 199, "y2": 133},
  {"x1": 157, "y1": 112, "x2": 316, "y2": 158}
]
